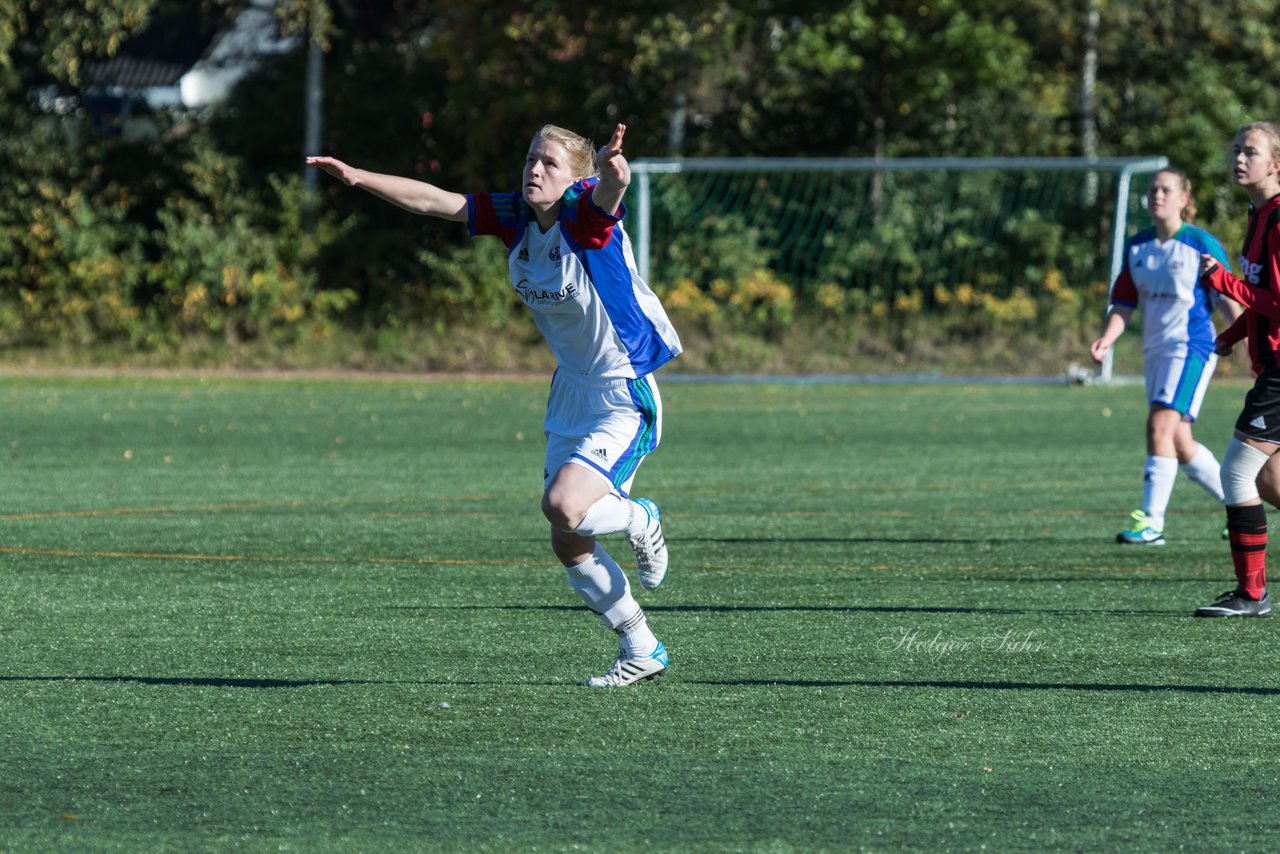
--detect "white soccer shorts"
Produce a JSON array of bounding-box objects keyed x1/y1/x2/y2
[
  {"x1": 543, "y1": 370, "x2": 662, "y2": 497},
  {"x1": 1144, "y1": 345, "x2": 1216, "y2": 421}
]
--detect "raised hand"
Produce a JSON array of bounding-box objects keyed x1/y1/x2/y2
[
  {"x1": 590, "y1": 124, "x2": 631, "y2": 216},
  {"x1": 595, "y1": 124, "x2": 630, "y2": 188},
  {"x1": 305, "y1": 155, "x2": 360, "y2": 187}
]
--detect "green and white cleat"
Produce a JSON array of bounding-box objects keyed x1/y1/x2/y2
[{"x1": 1116, "y1": 509, "x2": 1164, "y2": 545}]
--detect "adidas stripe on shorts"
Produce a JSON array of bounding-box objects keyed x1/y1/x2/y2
[
  {"x1": 1145, "y1": 344, "x2": 1216, "y2": 421},
  {"x1": 543, "y1": 369, "x2": 662, "y2": 497},
  {"x1": 1235, "y1": 369, "x2": 1280, "y2": 443}
]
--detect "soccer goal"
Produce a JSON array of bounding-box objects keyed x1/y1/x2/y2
[{"x1": 629, "y1": 156, "x2": 1168, "y2": 380}]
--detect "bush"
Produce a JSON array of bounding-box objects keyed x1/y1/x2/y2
[
  {"x1": 0, "y1": 120, "x2": 356, "y2": 354},
  {"x1": 0, "y1": 117, "x2": 147, "y2": 347},
  {"x1": 414, "y1": 238, "x2": 519, "y2": 330},
  {"x1": 146, "y1": 138, "x2": 356, "y2": 348}
]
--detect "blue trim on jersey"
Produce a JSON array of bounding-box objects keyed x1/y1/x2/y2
[
  {"x1": 559, "y1": 180, "x2": 679, "y2": 377},
  {"x1": 592, "y1": 249, "x2": 675, "y2": 374},
  {"x1": 1121, "y1": 224, "x2": 1228, "y2": 268},
  {"x1": 1118, "y1": 223, "x2": 1229, "y2": 359},
  {"x1": 1175, "y1": 223, "x2": 1230, "y2": 267},
  {"x1": 472, "y1": 180, "x2": 680, "y2": 378},
  {"x1": 560, "y1": 223, "x2": 678, "y2": 376},
  {"x1": 1174, "y1": 225, "x2": 1229, "y2": 358}
]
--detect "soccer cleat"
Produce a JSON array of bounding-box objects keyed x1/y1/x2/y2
[
  {"x1": 1194, "y1": 588, "x2": 1272, "y2": 618},
  {"x1": 628, "y1": 497, "x2": 668, "y2": 590},
  {"x1": 585, "y1": 641, "x2": 669, "y2": 688},
  {"x1": 1116, "y1": 509, "x2": 1165, "y2": 545}
]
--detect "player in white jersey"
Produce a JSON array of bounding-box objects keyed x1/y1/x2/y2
[
  {"x1": 1090, "y1": 167, "x2": 1239, "y2": 545},
  {"x1": 308, "y1": 123, "x2": 680, "y2": 687}
]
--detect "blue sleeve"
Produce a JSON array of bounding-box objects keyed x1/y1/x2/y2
[{"x1": 1182, "y1": 226, "x2": 1231, "y2": 268}]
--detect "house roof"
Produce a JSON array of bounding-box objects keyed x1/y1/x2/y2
[
  {"x1": 84, "y1": 55, "x2": 189, "y2": 89},
  {"x1": 81, "y1": 4, "x2": 230, "y2": 91}
]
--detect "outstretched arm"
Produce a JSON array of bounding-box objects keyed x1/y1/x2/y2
[
  {"x1": 590, "y1": 124, "x2": 630, "y2": 216},
  {"x1": 305, "y1": 156, "x2": 468, "y2": 221}
]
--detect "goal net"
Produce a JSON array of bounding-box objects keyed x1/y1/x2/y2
[{"x1": 629, "y1": 156, "x2": 1167, "y2": 379}]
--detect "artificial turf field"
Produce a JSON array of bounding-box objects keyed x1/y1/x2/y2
[{"x1": 3, "y1": 372, "x2": 1279, "y2": 851}]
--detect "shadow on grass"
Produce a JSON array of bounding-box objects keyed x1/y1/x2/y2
[
  {"x1": 653, "y1": 603, "x2": 1193, "y2": 618},
  {"x1": 391, "y1": 603, "x2": 1190, "y2": 618},
  {"x1": 4, "y1": 674, "x2": 1278, "y2": 696},
  {"x1": 0, "y1": 674, "x2": 378, "y2": 688},
  {"x1": 674, "y1": 535, "x2": 1187, "y2": 547},
  {"x1": 688, "y1": 677, "x2": 1280, "y2": 696}
]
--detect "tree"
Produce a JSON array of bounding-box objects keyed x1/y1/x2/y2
[{"x1": 745, "y1": 0, "x2": 1047, "y2": 158}]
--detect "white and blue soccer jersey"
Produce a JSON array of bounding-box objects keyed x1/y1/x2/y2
[
  {"x1": 467, "y1": 179, "x2": 682, "y2": 379},
  {"x1": 1109, "y1": 223, "x2": 1231, "y2": 357}
]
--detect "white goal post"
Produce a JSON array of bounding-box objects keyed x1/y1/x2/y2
[{"x1": 629, "y1": 156, "x2": 1168, "y2": 382}]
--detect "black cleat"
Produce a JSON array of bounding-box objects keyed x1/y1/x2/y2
[{"x1": 1194, "y1": 588, "x2": 1272, "y2": 618}]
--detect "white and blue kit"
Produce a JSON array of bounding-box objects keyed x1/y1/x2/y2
[
  {"x1": 1109, "y1": 223, "x2": 1231, "y2": 419},
  {"x1": 467, "y1": 178, "x2": 682, "y2": 494}
]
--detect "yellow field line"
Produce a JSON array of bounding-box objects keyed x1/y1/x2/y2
[
  {"x1": 0, "y1": 497, "x2": 420, "y2": 523},
  {"x1": 0, "y1": 545, "x2": 518, "y2": 567},
  {"x1": 0, "y1": 545, "x2": 1173, "y2": 575}
]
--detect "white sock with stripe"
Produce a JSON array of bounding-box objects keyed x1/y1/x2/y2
[{"x1": 564, "y1": 546, "x2": 658, "y2": 656}]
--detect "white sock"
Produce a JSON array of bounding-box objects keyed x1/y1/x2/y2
[
  {"x1": 564, "y1": 546, "x2": 657, "y2": 656},
  {"x1": 1142, "y1": 455, "x2": 1179, "y2": 530},
  {"x1": 574, "y1": 493, "x2": 633, "y2": 537},
  {"x1": 1181, "y1": 443, "x2": 1226, "y2": 503},
  {"x1": 615, "y1": 609, "x2": 659, "y2": 658}
]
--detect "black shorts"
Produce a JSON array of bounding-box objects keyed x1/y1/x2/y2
[{"x1": 1235, "y1": 370, "x2": 1280, "y2": 442}]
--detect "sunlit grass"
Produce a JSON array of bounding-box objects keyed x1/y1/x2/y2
[{"x1": 2, "y1": 374, "x2": 1276, "y2": 851}]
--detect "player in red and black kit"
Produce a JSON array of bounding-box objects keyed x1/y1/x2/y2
[{"x1": 1197, "y1": 121, "x2": 1280, "y2": 616}]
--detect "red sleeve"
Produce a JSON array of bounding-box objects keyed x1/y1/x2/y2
[
  {"x1": 1204, "y1": 264, "x2": 1280, "y2": 321},
  {"x1": 1218, "y1": 312, "x2": 1249, "y2": 347},
  {"x1": 1109, "y1": 269, "x2": 1138, "y2": 306},
  {"x1": 466, "y1": 192, "x2": 519, "y2": 248},
  {"x1": 1204, "y1": 221, "x2": 1280, "y2": 320},
  {"x1": 559, "y1": 183, "x2": 621, "y2": 250}
]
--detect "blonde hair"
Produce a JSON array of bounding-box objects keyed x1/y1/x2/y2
[
  {"x1": 1237, "y1": 121, "x2": 1280, "y2": 166},
  {"x1": 531, "y1": 125, "x2": 597, "y2": 179},
  {"x1": 1153, "y1": 167, "x2": 1196, "y2": 223}
]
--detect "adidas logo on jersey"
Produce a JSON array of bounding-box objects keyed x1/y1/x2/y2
[
  {"x1": 590, "y1": 448, "x2": 608, "y2": 461},
  {"x1": 518, "y1": 246, "x2": 529, "y2": 261},
  {"x1": 1252, "y1": 415, "x2": 1268, "y2": 430}
]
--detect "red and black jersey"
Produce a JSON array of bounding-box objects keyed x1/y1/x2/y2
[{"x1": 1203, "y1": 193, "x2": 1280, "y2": 375}]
